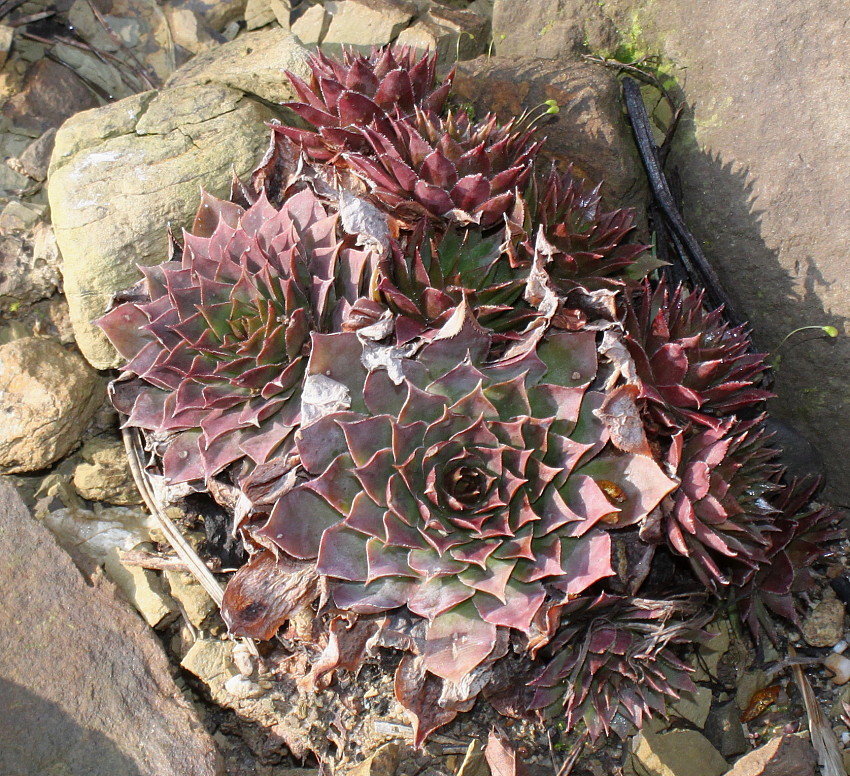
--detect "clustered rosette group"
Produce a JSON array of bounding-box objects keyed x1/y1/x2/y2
[{"x1": 98, "y1": 45, "x2": 840, "y2": 743}]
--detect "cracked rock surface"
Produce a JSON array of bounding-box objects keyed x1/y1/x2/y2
[{"x1": 47, "y1": 30, "x2": 309, "y2": 369}]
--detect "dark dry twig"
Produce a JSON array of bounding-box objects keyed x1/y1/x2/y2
[
  {"x1": 6, "y1": 10, "x2": 54, "y2": 26},
  {"x1": 622, "y1": 76, "x2": 743, "y2": 325}
]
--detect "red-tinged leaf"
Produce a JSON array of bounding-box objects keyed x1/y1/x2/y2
[
  {"x1": 97, "y1": 303, "x2": 152, "y2": 360},
  {"x1": 344, "y1": 58, "x2": 380, "y2": 96},
  {"x1": 408, "y1": 576, "x2": 476, "y2": 619},
  {"x1": 161, "y1": 429, "x2": 205, "y2": 484},
  {"x1": 316, "y1": 523, "x2": 370, "y2": 581},
  {"x1": 332, "y1": 576, "x2": 415, "y2": 613},
  {"x1": 337, "y1": 91, "x2": 381, "y2": 126},
  {"x1": 260, "y1": 486, "x2": 341, "y2": 559},
  {"x1": 413, "y1": 180, "x2": 455, "y2": 216},
  {"x1": 395, "y1": 655, "x2": 457, "y2": 747},
  {"x1": 423, "y1": 601, "x2": 498, "y2": 682},
  {"x1": 649, "y1": 342, "x2": 688, "y2": 385},
  {"x1": 450, "y1": 174, "x2": 491, "y2": 213},
  {"x1": 373, "y1": 68, "x2": 414, "y2": 112},
  {"x1": 553, "y1": 530, "x2": 614, "y2": 596},
  {"x1": 420, "y1": 150, "x2": 459, "y2": 189},
  {"x1": 594, "y1": 384, "x2": 653, "y2": 457},
  {"x1": 221, "y1": 551, "x2": 319, "y2": 640},
  {"x1": 192, "y1": 189, "x2": 244, "y2": 237},
  {"x1": 474, "y1": 580, "x2": 546, "y2": 633},
  {"x1": 577, "y1": 453, "x2": 678, "y2": 527},
  {"x1": 305, "y1": 615, "x2": 379, "y2": 690}
]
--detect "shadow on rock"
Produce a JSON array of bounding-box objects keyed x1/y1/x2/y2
[{"x1": 0, "y1": 677, "x2": 145, "y2": 776}]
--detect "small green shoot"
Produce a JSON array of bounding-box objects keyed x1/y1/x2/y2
[
  {"x1": 454, "y1": 31, "x2": 475, "y2": 63},
  {"x1": 770, "y1": 324, "x2": 839, "y2": 369},
  {"x1": 517, "y1": 99, "x2": 561, "y2": 129}
]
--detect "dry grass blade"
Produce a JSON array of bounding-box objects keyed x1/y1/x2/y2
[
  {"x1": 789, "y1": 645, "x2": 847, "y2": 776},
  {"x1": 86, "y1": 0, "x2": 158, "y2": 89},
  {"x1": 123, "y1": 426, "x2": 224, "y2": 605},
  {"x1": 555, "y1": 732, "x2": 586, "y2": 776}
]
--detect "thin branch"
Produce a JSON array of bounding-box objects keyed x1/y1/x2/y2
[{"x1": 85, "y1": 0, "x2": 158, "y2": 89}]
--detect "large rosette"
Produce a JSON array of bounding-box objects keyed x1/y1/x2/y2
[
  {"x1": 254, "y1": 304, "x2": 677, "y2": 681},
  {"x1": 97, "y1": 188, "x2": 377, "y2": 484}
]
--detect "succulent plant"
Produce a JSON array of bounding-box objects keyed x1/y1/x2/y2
[
  {"x1": 249, "y1": 304, "x2": 677, "y2": 682},
  {"x1": 342, "y1": 108, "x2": 541, "y2": 227},
  {"x1": 656, "y1": 417, "x2": 781, "y2": 590},
  {"x1": 623, "y1": 279, "x2": 773, "y2": 433},
  {"x1": 530, "y1": 594, "x2": 704, "y2": 740},
  {"x1": 504, "y1": 167, "x2": 650, "y2": 291},
  {"x1": 279, "y1": 46, "x2": 453, "y2": 164},
  {"x1": 97, "y1": 188, "x2": 377, "y2": 484},
  {"x1": 733, "y1": 477, "x2": 842, "y2": 641},
  {"x1": 375, "y1": 222, "x2": 535, "y2": 339}
]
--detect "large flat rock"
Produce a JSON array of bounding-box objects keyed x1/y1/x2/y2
[
  {"x1": 600, "y1": 0, "x2": 850, "y2": 500},
  {"x1": 0, "y1": 478, "x2": 222, "y2": 775},
  {"x1": 47, "y1": 30, "x2": 309, "y2": 370}
]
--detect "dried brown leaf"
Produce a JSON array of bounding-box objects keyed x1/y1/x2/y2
[
  {"x1": 594, "y1": 384, "x2": 652, "y2": 457},
  {"x1": 484, "y1": 729, "x2": 520, "y2": 776},
  {"x1": 221, "y1": 550, "x2": 319, "y2": 640},
  {"x1": 303, "y1": 615, "x2": 379, "y2": 691},
  {"x1": 394, "y1": 654, "x2": 458, "y2": 747}
]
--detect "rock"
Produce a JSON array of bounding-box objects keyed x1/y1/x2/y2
[
  {"x1": 165, "y1": 568, "x2": 217, "y2": 629},
  {"x1": 692, "y1": 619, "x2": 731, "y2": 682},
  {"x1": 72, "y1": 435, "x2": 142, "y2": 505},
  {"x1": 164, "y1": 7, "x2": 220, "y2": 54},
  {"x1": 182, "y1": 639, "x2": 240, "y2": 701},
  {"x1": 588, "y1": 0, "x2": 850, "y2": 503},
  {"x1": 10, "y1": 126, "x2": 56, "y2": 181},
  {"x1": 347, "y1": 742, "x2": 402, "y2": 776},
  {"x1": 1, "y1": 58, "x2": 99, "y2": 137},
  {"x1": 668, "y1": 685, "x2": 712, "y2": 729},
  {"x1": 0, "y1": 479, "x2": 222, "y2": 775},
  {"x1": 0, "y1": 337, "x2": 104, "y2": 472},
  {"x1": 166, "y1": 0, "x2": 248, "y2": 32},
  {"x1": 245, "y1": 0, "x2": 277, "y2": 29},
  {"x1": 104, "y1": 545, "x2": 179, "y2": 627},
  {"x1": 0, "y1": 199, "x2": 44, "y2": 233},
  {"x1": 164, "y1": 28, "x2": 310, "y2": 103},
  {"x1": 292, "y1": 2, "x2": 330, "y2": 45},
  {"x1": 492, "y1": 0, "x2": 619, "y2": 61},
  {"x1": 0, "y1": 25, "x2": 12, "y2": 69},
  {"x1": 802, "y1": 593, "x2": 845, "y2": 647},
  {"x1": 736, "y1": 670, "x2": 769, "y2": 712},
  {"x1": 427, "y1": 7, "x2": 490, "y2": 57},
  {"x1": 630, "y1": 729, "x2": 728, "y2": 776},
  {"x1": 724, "y1": 734, "x2": 817, "y2": 776},
  {"x1": 41, "y1": 504, "x2": 158, "y2": 565},
  {"x1": 323, "y1": 0, "x2": 417, "y2": 46},
  {"x1": 704, "y1": 701, "x2": 749, "y2": 758},
  {"x1": 396, "y1": 8, "x2": 489, "y2": 69},
  {"x1": 224, "y1": 674, "x2": 266, "y2": 700},
  {"x1": 452, "y1": 57, "x2": 648, "y2": 215},
  {"x1": 48, "y1": 82, "x2": 278, "y2": 368}
]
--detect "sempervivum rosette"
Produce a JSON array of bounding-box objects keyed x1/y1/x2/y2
[
  {"x1": 505, "y1": 167, "x2": 649, "y2": 291},
  {"x1": 733, "y1": 478, "x2": 842, "y2": 641},
  {"x1": 250, "y1": 303, "x2": 677, "y2": 681},
  {"x1": 658, "y1": 417, "x2": 781, "y2": 590},
  {"x1": 278, "y1": 46, "x2": 453, "y2": 164},
  {"x1": 530, "y1": 595, "x2": 705, "y2": 739},
  {"x1": 97, "y1": 189, "x2": 377, "y2": 484},
  {"x1": 623, "y1": 279, "x2": 773, "y2": 432},
  {"x1": 376, "y1": 222, "x2": 535, "y2": 339},
  {"x1": 344, "y1": 108, "x2": 540, "y2": 228}
]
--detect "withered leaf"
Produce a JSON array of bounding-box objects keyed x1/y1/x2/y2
[
  {"x1": 394, "y1": 654, "x2": 458, "y2": 747},
  {"x1": 484, "y1": 728, "x2": 522, "y2": 776},
  {"x1": 221, "y1": 550, "x2": 319, "y2": 640},
  {"x1": 304, "y1": 615, "x2": 379, "y2": 691},
  {"x1": 594, "y1": 384, "x2": 652, "y2": 457}
]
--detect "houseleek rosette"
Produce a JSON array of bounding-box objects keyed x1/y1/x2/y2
[
  {"x1": 97, "y1": 188, "x2": 377, "y2": 484},
  {"x1": 252, "y1": 304, "x2": 677, "y2": 681}
]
